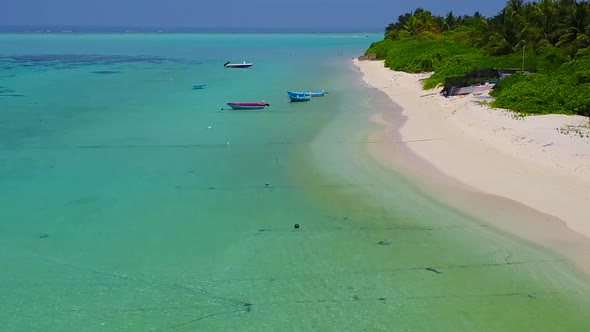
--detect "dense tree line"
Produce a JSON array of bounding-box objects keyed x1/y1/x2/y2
[
  {"x1": 384, "y1": 0, "x2": 589, "y2": 56},
  {"x1": 366, "y1": 0, "x2": 590, "y2": 116}
]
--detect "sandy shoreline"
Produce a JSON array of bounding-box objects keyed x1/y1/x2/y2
[{"x1": 354, "y1": 59, "x2": 590, "y2": 271}]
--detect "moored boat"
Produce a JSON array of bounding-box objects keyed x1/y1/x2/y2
[
  {"x1": 192, "y1": 84, "x2": 207, "y2": 89},
  {"x1": 288, "y1": 90, "x2": 327, "y2": 97},
  {"x1": 226, "y1": 102, "x2": 270, "y2": 110},
  {"x1": 224, "y1": 61, "x2": 253, "y2": 68},
  {"x1": 310, "y1": 90, "x2": 327, "y2": 97},
  {"x1": 288, "y1": 91, "x2": 311, "y2": 97},
  {"x1": 287, "y1": 91, "x2": 312, "y2": 102}
]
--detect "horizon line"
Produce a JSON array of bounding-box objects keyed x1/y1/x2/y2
[{"x1": 0, "y1": 25, "x2": 383, "y2": 34}]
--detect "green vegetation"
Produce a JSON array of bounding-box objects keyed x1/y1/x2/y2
[{"x1": 366, "y1": 0, "x2": 590, "y2": 117}]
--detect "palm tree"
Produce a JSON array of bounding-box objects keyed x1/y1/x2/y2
[
  {"x1": 485, "y1": 7, "x2": 530, "y2": 55},
  {"x1": 403, "y1": 16, "x2": 423, "y2": 36},
  {"x1": 415, "y1": 10, "x2": 441, "y2": 34},
  {"x1": 530, "y1": 0, "x2": 561, "y2": 46},
  {"x1": 443, "y1": 11, "x2": 458, "y2": 31},
  {"x1": 506, "y1": 0, "x2": 526, "y2": 17},
  {"x1": 557, "y1": 1, "x2": 590, "y2": 55},
  {"x1": 401, "y1": 9, "x2": 440, "y2": 36}
]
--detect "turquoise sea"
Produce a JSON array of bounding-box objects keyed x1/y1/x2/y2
[{"x1": 1, "y1": 33, "x2": 590, "y2": 331}]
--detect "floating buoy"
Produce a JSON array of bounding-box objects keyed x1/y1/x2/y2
[{"x1": 294, "y1": 224, "x2": 300, "y2": 229}]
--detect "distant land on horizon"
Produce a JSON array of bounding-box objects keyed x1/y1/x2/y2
[{"x1": 0, "y1": 25, "x2": 383, "y2": 34}]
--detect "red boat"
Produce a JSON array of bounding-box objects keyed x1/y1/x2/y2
[{"x1": 226, "y1": 102, "x2": 270, "y2": 110}]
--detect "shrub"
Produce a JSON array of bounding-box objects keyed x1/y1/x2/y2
[
  {"x1": 364, "y1": 32, "x2": 590, "y2": 116},
  {"x1": 365, "y1": 39, "x2": 396, "y2": 59},
  {"x1": 491, "y1": 72, "x2": 590, "y2": 116}
]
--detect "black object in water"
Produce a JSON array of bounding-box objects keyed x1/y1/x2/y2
[{"x1": 425, "y1": 267, "x2": 443, "y2": 274}]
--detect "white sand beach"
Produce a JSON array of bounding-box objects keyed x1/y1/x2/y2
[{"x1": 354, "y1": 59, "x2": 590, "y2": 270}]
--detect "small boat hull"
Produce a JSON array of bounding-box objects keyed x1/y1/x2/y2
[
  {"x1": 288, "y1": 95, "x2": 311, "y2": 102},
  {"x1": 224, "y1": 61, "x2": 253, "y2": 68},
  {"x1": 288, "y1": 90, "x2": 326, "y2": 97},
  {"x1": 287, "y1": 91, "x2": 312, "y2": 102},
  {"x1": 193, "y1": 84, "x2": 207, "y2": 89},
  {"x1": 227, "y1": 102, "x2": 269, "y2": 110}
]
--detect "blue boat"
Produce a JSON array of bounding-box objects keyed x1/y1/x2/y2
[
  {"x1": 289, "y1": 94, "x2": 311, "y2": 102},
  {"x1": 193, "y1": 84, "x2": 207, "y2": 89},
  {"x1": 288, "y1": 90, "x2": 310, "y2": 97},
  {"x1": 288, "y1": 90, "x2": 327, "y2": 97},
  {"x1": 287, "y1": 91, "x2": 311, "y2": 102},
  {"x1": 310, "y1": 90, "x2": 327, "y2": 97}
]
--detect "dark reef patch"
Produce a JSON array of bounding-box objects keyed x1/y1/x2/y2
[
  {"x1": 92, "y1": 70, "x2": 122, "y2": 75},
  {"x1": 0, "y1": 54, "x2": 179, "y2": 71},
  {"x1": 0, "y1": 86, "x2": 23, "y2": 98}
]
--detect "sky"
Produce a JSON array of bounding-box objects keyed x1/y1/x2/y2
[{"x1": 0, "y1": 0, "x2": 508, "y2": 31}]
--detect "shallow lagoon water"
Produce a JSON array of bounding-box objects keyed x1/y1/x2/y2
[{"x1": 1, "y1": 33, "x2": 590, "y2": 331}]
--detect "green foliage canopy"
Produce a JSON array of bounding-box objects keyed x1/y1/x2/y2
[{"x1": 366, "y1": 1, "x2": 590, "y2": 117}]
